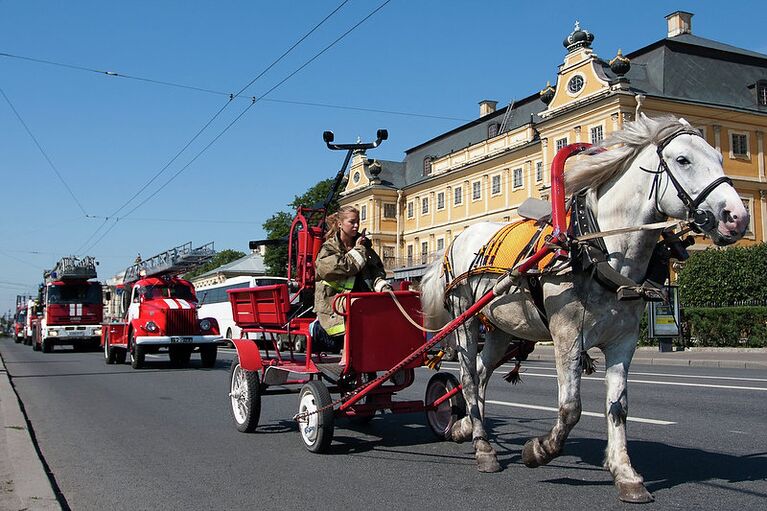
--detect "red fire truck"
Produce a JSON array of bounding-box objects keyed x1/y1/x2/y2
[
  {"x1": 12, "y1": 295, "x2": 32, "y2": 343},
  {"x1": 101, "y1": 242, "x2": 223, "y2": 369},
  {"x1": 32, "y1": 257, "x2": 103, "y2": 353}
]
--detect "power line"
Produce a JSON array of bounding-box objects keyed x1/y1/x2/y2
[
  {"x1": 0, "y1": 85, "x2": 88, "y2": 215},
  {"x1": 82, "y1": 0, "x2": 394, "y2": 254},
  {"x1": 75, "y1": 0, "x2": 354, "y2": 254}
]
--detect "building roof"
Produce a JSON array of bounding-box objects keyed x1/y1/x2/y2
[{"x1": 194, "y1": 251, "x2": 266, "y2": 279}]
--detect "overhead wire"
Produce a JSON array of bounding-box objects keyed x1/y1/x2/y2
[
  {"x1": 75, "y1": 0, "x2": 355, "y2": 255},
  {"x1": 0, "y1": 85, "x2": 89, "y2": 216},
  {"x1": 81, "y1": 0, "x2": 394, "y2": 254}
]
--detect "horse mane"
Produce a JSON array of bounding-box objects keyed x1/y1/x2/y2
[{"x1": 564, "y1": 114, "x2": 695, "y2": 194}]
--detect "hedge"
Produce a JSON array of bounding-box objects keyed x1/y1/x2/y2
[{"x1": 637, "y1": 307, "x2": 767, "y2": 348}]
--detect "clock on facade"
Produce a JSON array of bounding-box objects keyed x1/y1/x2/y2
[{"x1": 567, "y1": 75, "x2": 584, "y2": 94}]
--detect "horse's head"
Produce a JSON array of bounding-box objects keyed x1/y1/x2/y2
[{"x1": 653, "y1": 120, "x2": 749, "y2": 246}]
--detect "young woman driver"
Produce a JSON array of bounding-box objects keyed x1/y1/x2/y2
[{"x1": 313, "y1": 205, "x2": 391, "y2": 349}]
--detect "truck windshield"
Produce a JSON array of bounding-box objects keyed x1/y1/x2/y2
[
  {"x1": 18, "y1": 311, "x2": 27, "y2": 322},
  {"x1": 47, "y1": 283, "x2": 102, "y2": 305},
  {"x1": 139, "y1": 284, "x2": 196, "y2": 302}
]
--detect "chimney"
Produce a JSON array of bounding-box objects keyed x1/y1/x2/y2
[
  {"x1": 479, "y1": 99, "x2": 497, "y2": 117},
  {"x1": 665, "y1": 11, "x2": 693, "y2": 38}
]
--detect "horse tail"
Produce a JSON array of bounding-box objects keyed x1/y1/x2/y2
[{"x1": 420, "y1": 252, "x2": 452, "y2": 329}]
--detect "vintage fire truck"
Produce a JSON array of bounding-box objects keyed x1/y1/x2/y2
[
  {"x1": 101, "y1": 242, "x2": 223, "y2": 369},
  {"x1": 32, "y1": 257, "x2": 103, "y2": 353},
  {"x1": 12, "y1": 295, "x2": 32, "y2": 344}
]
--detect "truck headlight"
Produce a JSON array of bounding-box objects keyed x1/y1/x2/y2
[
  {"x1": 94, "y1": 328, "x2": 102, "y2": 336},
  {"x1": 144, "y1": 321, "x2": 159, "y2": 333},
  {"x1": 48, "y1": 330, "x2": 58, "y2": 337},
  {"x1": 199, "y1": 319, "x2": 211, "y2": 331}
]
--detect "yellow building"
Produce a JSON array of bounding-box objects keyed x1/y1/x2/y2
[{"x1": 340, "y1": 12, "x2": 767, "y2": 279}]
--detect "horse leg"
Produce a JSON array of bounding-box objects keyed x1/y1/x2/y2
[
  {"x1": 522, "y1": 338, "x2": 582, "y2": 468},
  {"x1": 602, "y1": 342, "x2": 653, "y2": 503},
  {"x1": 476, "y1": 330, "x2": 513, "y2": 421}
]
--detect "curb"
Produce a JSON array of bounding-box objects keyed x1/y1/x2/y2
[
  {"x1": 0, "y1": 353, "x2": 62, "y2": 510},
  {"x1": 525, "y1": 352, "x2": 767, "y2": 370}
]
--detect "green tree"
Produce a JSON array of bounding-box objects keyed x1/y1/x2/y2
[
  {"x1": 183, "y1": 249, "x2": 246, "y2": 280},
  {"x1": 262, "y1": 178, "x2": 338, "y2": 276}
]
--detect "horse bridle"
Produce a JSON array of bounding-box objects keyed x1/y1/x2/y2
[{"x1": 643, "y1": 129, "x2": 733, "y2": 233}]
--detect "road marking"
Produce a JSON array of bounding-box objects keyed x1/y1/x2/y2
[{"x1": 486, "y1": 400, "x2": 676, "y2": 425}]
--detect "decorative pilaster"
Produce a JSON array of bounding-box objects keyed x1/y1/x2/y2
[
  {"x1": 757, "y1": 131, "x2": 764, "y2": 180},
  {"x1": 713, "y1": 125, "x2": 721, "y2": 153}
]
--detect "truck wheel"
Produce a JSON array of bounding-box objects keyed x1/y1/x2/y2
[
  {"x1": 130, "y1": 333, "x2": 145, "y2": 369},
  {"x1": 200, "y1": 345, "x2": 217, "y2": 368},
  {"x1": 32, "y1": 338, "x2": 41, "y2": 351},
  {"x1": 229, "y1": 355, "x2": 261, "y2": 432},
  {"x1": 298, "y1": 380, "x2": 334, "y2": 453},
  {"x1": 425, "y1": 372, "x2": 465, "y2": 440},
  {"x1": 294, "y1": 336, "x2": 306, "y2": 353},
  {"x1": 104, "y1": 333, "x2": 116, "y2": 365},
  {"x1": 24, "y1": 336, "x2": 32, "y2": 346},
  {"x1": 114, "y1": 348, "x2": 127, "y2": 365},
  {"x1": 14, "y1": 336, "x2": 22, "y2": 344},
  {"x1": 42, "y1": 338, "x2": 53, "y2": 353}
]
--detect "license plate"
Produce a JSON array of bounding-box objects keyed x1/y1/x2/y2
[
  {"x1": 170, "y1": 336, "x2": 193, "y2": 343},
  {"x1": 68, "y1": 330, "x2": 85, "y2": 336}
]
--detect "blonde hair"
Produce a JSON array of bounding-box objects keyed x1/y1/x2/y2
[{"x1": 325, "y1": 205, "x2": 359, "y2": 240}]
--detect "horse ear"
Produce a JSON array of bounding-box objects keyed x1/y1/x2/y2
[{"x1": 678, "y1": 117, "x2": 692, "y2": 127}]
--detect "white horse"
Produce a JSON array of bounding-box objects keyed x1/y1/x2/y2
[{"x1": 421, "y1": 115, "x2": 749, "y2": 503}]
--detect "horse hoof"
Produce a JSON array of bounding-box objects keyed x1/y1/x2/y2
[
  {"x1": 521, "y1": 439, "x2": 542, "y2": 468},
  {"x1": 616, "y1": 482, "x2": 654, "y2": 503},
  {"x1": 474, "y1": 439, "x2": 501, "y2": 473},
  {"x1": 450, "y1": 418, "x2": 472, "y2": 444}
]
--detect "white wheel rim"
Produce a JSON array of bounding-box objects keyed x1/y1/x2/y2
[
  {"x1": 427, "y1": 381, "x2": 452, "y2": 434},
  {"x1": 104, "y1": 340, "x2": 109, "y2": 360},
  {"x1": 230, "y1": 365, "x2": 250, "y2": 425},
  {"x1": 299, "y1": 392, "x2": 319, "y2": 445}
]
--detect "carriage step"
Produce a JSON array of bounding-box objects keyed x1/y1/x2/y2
[{"x1": 315, "y1": 362, "x2": 345, "y2": 380}]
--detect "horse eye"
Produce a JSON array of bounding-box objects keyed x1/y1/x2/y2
[{"x1": 676, "y1": 156, "x2": 690, "y2": 165}]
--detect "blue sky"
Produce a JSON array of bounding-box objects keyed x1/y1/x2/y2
[{"x1": 1, "y1": 0, "x2": 765, "y2": 314}]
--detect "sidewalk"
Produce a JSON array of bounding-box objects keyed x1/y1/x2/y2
[
  {"x1": 0, "y1": 345, "x2": 61, "y2": 510},
  {"x1": 526, "y1": 344, "x2": 767, "y2": 369}
]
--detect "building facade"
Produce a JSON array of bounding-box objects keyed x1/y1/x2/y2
[{"x1": 339, "y1": 12, "x2": 767, "y2": 279}]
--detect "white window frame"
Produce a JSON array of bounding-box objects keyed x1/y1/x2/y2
[
  {"x1": 555, "y1": 137, "x2": 568, "y2": 153},
  {"x1": 535, "y1": 161, "x2": 543, "y2": 182},
  {"x1": 740, "y1": 195, "x2": 755, "y2": 238},
  {"x1": 471, "y1": 180, "x2": 482, "y2": 201},
  {"x1": 420, "y1": 241, "x2": 429, "y2": 264},
  {"x1": 590, "y1": 124, "x2": 604, "y2": 145},
  {"x1": 512, "y1": 168, "x2": 523, "y2": 189},
  {"x1": 454, "y1": 186, "x2": 463, "y2": 205},
  {"x1": 407, "y1": 201, "x2": 414, "y2": 219},
  {"x1": 436, "y1": 191, "x2": 445, "y2": 210},
  {"x1": 491, "y1": 174, "x2": 502, "y2": 196},
  {"x1": 383, "y1": 203, "x2": 396, "y2": 219},
  {"x1": 730, "y1": 131, "x2": 750, "y2": 159},
  {"x1": 421, "y1": 197, "x2": 429, "y2": 215},
  {"x1": 436, "y1": 237, "x2": 445, "y2": 252},
  {"x1": 360, "y1": 204, "x2": 367, "y2": 221}
]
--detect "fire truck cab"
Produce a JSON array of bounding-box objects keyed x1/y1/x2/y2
[
  {"x1": 33, "y1": 257, "x2": 103, "y2": 353},
  {"x1": 102, "y1": 242, "x2": 223, "y2": 369}
]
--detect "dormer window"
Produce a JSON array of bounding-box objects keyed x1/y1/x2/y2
[
  {"x1": 758, "y1": 80, "x2": 767, "y2": 107},
  {"x1": 423, "y1": 156, "x2": 432, "y2": 176},
  {"x1": 488, "y1": 123, "x2": 499, "y2": 138}
]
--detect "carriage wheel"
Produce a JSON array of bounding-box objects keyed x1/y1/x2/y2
[
  {"x1": 425, "y1": 372, "x2": 465, "y2": 440},
  {"x1": 298, "y1": 381, "x2": 334, "y2": 453},
  {"x1": 229, "y1": 355, "x2": 261, "y2": 433}
]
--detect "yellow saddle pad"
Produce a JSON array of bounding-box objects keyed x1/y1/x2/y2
[{"x1": 474, "y1": 220, "x2": 556, "y2": 274}]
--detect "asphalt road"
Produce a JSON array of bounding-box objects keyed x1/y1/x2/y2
[{"x1": 1, "y1": 338, "x2": 766, "y2": 511}]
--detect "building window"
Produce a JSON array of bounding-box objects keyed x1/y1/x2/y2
[
  {"x1": 730, "y1": 132, "x2": 749, "y2": 158},
  {"x1": 421, "y1": 197, "x2": 429, "y2": 215},
  {"x1": 488, "y1": 123, "x2": 499, "y2": 138},
  {"x1": 437, "y1": 191, "x2": 445, "y2": 210},
  {"x1": 491, "y1": 175, "x2": 501, "y2": 195},
  {"x1": 406, "y1": 245, "x2": 413, "y2": 266},
  {"x1": 513, "y1": 168, "x2": 523, "y2": 189},
  {"x1": 407, "y1": 201, "x2": 413, "y2": 219},
  {"x1": 536, "y1": 161, "x2": 543, "y2": 182},
  {"x1": 757, "y1": 80, "x2": 767, "y2": 107},
  {"x1": 741, "y1": 196, "x2": 755, "y2": 237},
  {"x1": 556, "y1": 137, "x2": 568, "y2": 153},
  {"x1": 423, "y1": 157, "x2": 432, "y2": 176},
  {"x1": 437, "y1": 238, "x2": 445, "y2": 252},
  {"x1": 421, "y1": 241, "x2": 429, "y2": 264},
  {"x1": 382, "y1": 246, "x2": 395, "y2": 268},
  {"x1": 472, "y1": 181, "x2": 481, "y2": 201},
  {"x1": 360, "y1": 204, "x2": 367, "y2": 221},
  {"x1": 383, "y1": 203, "x2": 396, "y2": 219},
  {"x1": 454, "y1": 186, "x2": 463, "y2": 205},
  {"x1": 590, "y1": 125, "x2": 604, "y2": 144}
]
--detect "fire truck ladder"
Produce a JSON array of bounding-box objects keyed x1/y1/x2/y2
[
  {"x1": 45, "y1": 256, "x2": 98, "y2": 283},
  {"x1": 123, "y1": 242, "x2": 215, "y2": 282}
]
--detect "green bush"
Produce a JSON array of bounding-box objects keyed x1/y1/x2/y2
[{"x1": 683, "y1": 306, "x2": 767, "y2": 347}]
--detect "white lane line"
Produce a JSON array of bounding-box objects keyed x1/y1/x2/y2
[
  {"x1": 440, "y1": 366, "x2": 767, "y2": 391},
  {"x1": 486, "y1": 400, "x2": 676, "y2": 425}
]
